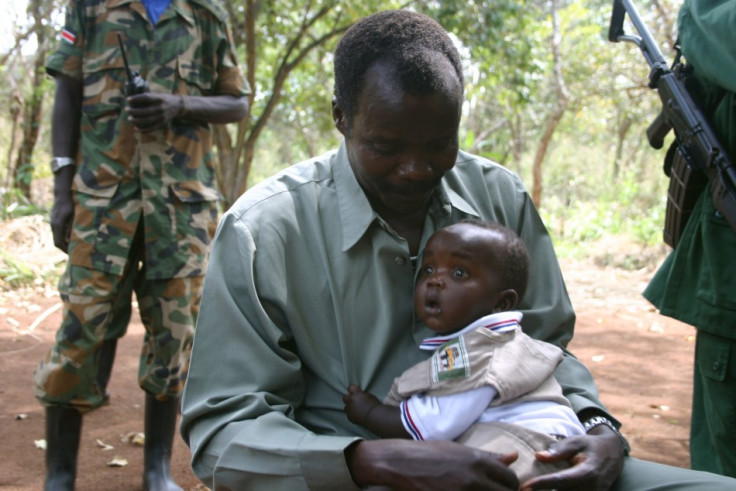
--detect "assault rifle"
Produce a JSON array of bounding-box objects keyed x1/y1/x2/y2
[
  {"x1": 116, "y1": 32, "x2": 149, "y2": 96},
  {"x1": 608, "y1": 0, "x2": 736, "y2": 247}
]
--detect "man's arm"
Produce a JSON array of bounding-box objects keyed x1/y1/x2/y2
[
  {"x1": 125, "y1": 93, "x2": 248, "y2": 132},
  {"x1": 49, "y1": 74, "x2": 82, "y2": 252},
  {"x1": 346, "y1": 440, "x2": 519, "y2": 490},
  {"x1": 500, "y1": 173, "x2": 627, "y2": 489},
  {"x1": 180, "y1": 211, "x2": 361, "y2": 490}
]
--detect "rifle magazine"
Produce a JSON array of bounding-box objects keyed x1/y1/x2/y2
[{"x1": 664, "y1": 144, "x2": 708, "y2": 248}]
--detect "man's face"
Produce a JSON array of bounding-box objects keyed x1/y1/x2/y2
[
  {"x1": 334, "y1": 60, "x2": 462, "y2": 220},
  {"x1": 414, "y1": 224, "x2": 508, "y2": 335}
]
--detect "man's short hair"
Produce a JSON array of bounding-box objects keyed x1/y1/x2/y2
[
  {"x1": 459, "y1": 219, "x2": 531, "y2": 302},
  {"x1": 334, "y1": 9, "x2": 464, "y2": 124}
]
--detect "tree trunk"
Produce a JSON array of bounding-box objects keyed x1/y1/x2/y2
[
  {"x1": 613, "y1": 113, "x2": 633, "y2": 181},
  {"x1": 12, "y1": 0, "x2": 50, "y2": 203},
  {"x1": 214, "y1": 0, "x2": 351, "y2": 210},
  {"x1": 531, "y1": 0, "x2": 569, "y2": 208}
]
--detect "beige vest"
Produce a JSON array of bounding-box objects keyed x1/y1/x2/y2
[{"x1": 383, "y1": 325, "x2": 572, "y2": 482}]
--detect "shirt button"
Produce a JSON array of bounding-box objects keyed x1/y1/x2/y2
[
  {"x1": 712, "y1": 362, "x2": 721, "y2": 371},
  {"x1": 394, "y1": 256, "x2": 407, "y2": 266}
]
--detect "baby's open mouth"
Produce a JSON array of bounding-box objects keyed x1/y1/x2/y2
[{"x1": 424, "y1": 299, "x2": 441, "y2": 315}]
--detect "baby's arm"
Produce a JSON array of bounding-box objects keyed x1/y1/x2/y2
[
  {"x1": 402, "y1": 386, "x2": 497, "y2": 441},
  {"x1": 343, "y1": 385, "x2": 411, "y2": 438}
]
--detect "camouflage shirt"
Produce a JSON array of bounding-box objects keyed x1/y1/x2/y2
[{"x1": 46, "y1": 0, "x2": 249, "y2": 279}]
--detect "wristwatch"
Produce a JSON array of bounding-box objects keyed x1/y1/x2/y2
[
  {"x1": 582, "y1": 415, "x2": 620, "y2": 434},
  {"x1": 50, "y1": 157, "x2": 75, "y2": 173},
  {"x1": 582, "y1": 415, "x2": 630, "y2": 454}
]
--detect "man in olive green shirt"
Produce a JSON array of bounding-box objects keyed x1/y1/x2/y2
[{"x1": 181, "y1": 10, "x2": 736, "y2": 490}]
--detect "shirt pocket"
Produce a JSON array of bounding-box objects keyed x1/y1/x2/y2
[
  {"x1": 176, "y1": 57, "x2": 214, "y2": 96},
  {"x1": 169, "y1": 180, "x2": 220, "y2": 241},
  {"x1": 81, "y1": 52, "x2": 126, "y2": 123},
  {"x1": 69, "y1": 177, "x2": 129, "y2": 273},
  {"x1": 696, "y1": 332, "x2": 730, "y2": 383},
  {"x1": 696, "y1": 195, "x2": 736, "y2": 310}
]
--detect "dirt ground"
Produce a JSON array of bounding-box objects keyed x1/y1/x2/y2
[{"x1": 0, "y1": 216, "x2": 697, "y2": 490}]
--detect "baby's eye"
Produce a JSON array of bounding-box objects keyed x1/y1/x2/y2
[
  {"x1": 422, "y1": 265, "x2": 434, "y2": 276},
  {"x1": 451, "y1": 268, "x2": 468, "y2": 279}
]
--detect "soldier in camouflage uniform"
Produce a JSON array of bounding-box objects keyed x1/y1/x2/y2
[{"x1": 34, "y1": 1, "x2": 249, "y2": 489}]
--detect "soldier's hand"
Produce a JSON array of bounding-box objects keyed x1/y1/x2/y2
[
  {"x1": 50, "y1": 166, "x2": 76, "y2": 253},
  {"x1": 126, "y1": 93, "x2": 184, "y2": 132}
]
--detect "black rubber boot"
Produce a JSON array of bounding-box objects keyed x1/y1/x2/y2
[
  {"x1": 45, "y1": 406, "x2": 83, "y2": 491},
  {"x1": 143, "y1": 393, "x2": 183, "y2": 491},
  {"x1": 95, "y1": 338, "x2": 117, "y2": 401}
]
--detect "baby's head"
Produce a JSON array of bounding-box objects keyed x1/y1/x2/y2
[{"x1": 414, "y1": 219, "x2": 530, "y2": 335}]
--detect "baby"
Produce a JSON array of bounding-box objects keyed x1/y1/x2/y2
[{"x1": 343, "y1": 219, "x2": 585, "y2": 482}]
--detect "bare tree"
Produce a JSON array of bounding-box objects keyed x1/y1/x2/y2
[
  {"x1": 531, "y1": 0, "x2": 569, "y2": 207},
  {"x1": 215, "y1": 0, "x2": 362, "y2": 208},
  {"x1": 7, "y1": 0, "x2": 56, "y2": 203}
]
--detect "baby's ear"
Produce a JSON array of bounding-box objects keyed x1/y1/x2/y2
[{"x1": 493, "y1": 289, "x2": 519, "y2": 313}]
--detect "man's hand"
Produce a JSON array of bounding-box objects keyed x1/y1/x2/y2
[
  {"x1": 50, "y1": 166, "x2": 76, "y2": 253},
  {"x1": 126, "y1": 92, "x2": 184, "y2": 132},
  {"x1": 347, "y1": 439, "x2": 519, "y2": 491},
  {"x1": 520, "y1": 425, "x2": 625, "y2": 490},
  {"x1": 343, "y1": 384, "x2": 382, "y2": 426}
]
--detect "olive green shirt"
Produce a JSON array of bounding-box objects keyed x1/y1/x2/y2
[
  {"x1": 643, "y1": 0, "x2": 736, "y2": 339},
  {"x1": 181, "y1": 143, "x2": 610, "y2": 490}
]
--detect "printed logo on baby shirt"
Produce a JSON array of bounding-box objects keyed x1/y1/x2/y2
[{"x1": 431, "y1": 337, "x2": 470, "y2": 382}]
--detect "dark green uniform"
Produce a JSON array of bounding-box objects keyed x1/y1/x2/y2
[
  {"x1": 34, "y1": 0, "x2": 248, "y2": 410},
  {"x1": 643, "y1": 0, "x2": 736, "y2": 477}
]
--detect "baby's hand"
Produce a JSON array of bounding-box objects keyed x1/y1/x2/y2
[{"x1": 343, "y1": 384, "x2": 382, "y2": 426}]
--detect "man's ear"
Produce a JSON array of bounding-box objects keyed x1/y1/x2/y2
[
  {"x1": 493, "y1": 289, "x2": 519, "y2": 313},
  {"x1": 332, "y1": 97, "x2": 347, "y2": 136}
]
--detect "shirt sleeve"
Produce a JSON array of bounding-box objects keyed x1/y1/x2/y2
[
  {"x1": 213, "y1": 19, "x2": 250, "y2": 97},
  {"x1": 180, "y1": 211, "x2": 359, "y2": 490},
  {"x1": 401, "y1": 386, "x2": 497, "y2": 441},
  {"x1": 46, "y1": 0, "x2": 84, "y2": 80}
]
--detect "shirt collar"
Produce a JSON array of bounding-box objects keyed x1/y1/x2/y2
[
  {"x1": 418, "y1": 311, "x2": 523, "y2": 350},
  {"x1": 333, "y1": 142, "x2": 378, "y2": 252},
  {"x1": 440, "y1": 180, "x2": 480, "y2": 218},
  {"x1": 334, "y1": 142, "x2": 482, "y2": 252},
  {"x1": 108, "y1": 0, "x2": 195, "y2": 26}
]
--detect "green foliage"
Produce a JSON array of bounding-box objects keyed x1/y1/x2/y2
[
  {"x1": 537, "y1": 138, "x2": 669, "y2": 269},
  {"x1": 0, "y1": 0, "x2": 686, "y2": 271},
  {"x1": 0, "y1": 187, "x2": 48, "y2": 219},
  {"x1": 0, "y1": 249, "x2": 36, "y2": 288}
]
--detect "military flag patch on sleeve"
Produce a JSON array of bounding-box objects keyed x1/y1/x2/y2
[{"x1": 61, "y1": 29, "x2": 76, "y2": 44}]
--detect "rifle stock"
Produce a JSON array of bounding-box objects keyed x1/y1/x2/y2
[{"x1": 609, "y1": 0, "x2": 736, "y2": 246}]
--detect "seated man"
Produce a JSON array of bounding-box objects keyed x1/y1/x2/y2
[{"x1": 181, "y1": 9, "x2": 736, "y2": 490}]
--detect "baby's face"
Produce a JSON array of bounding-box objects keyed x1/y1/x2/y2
[{"x1": 414, "y1": 224, "x2": 506, "y2": 335}]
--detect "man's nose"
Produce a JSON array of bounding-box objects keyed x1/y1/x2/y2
[{"x1": 398, "y1": 154, "x2": 433, "y2": 180}]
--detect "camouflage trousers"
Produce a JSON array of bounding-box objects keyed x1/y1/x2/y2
[{"x1": 33, "y1": 229, "x2": 203, "y2": 412}]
